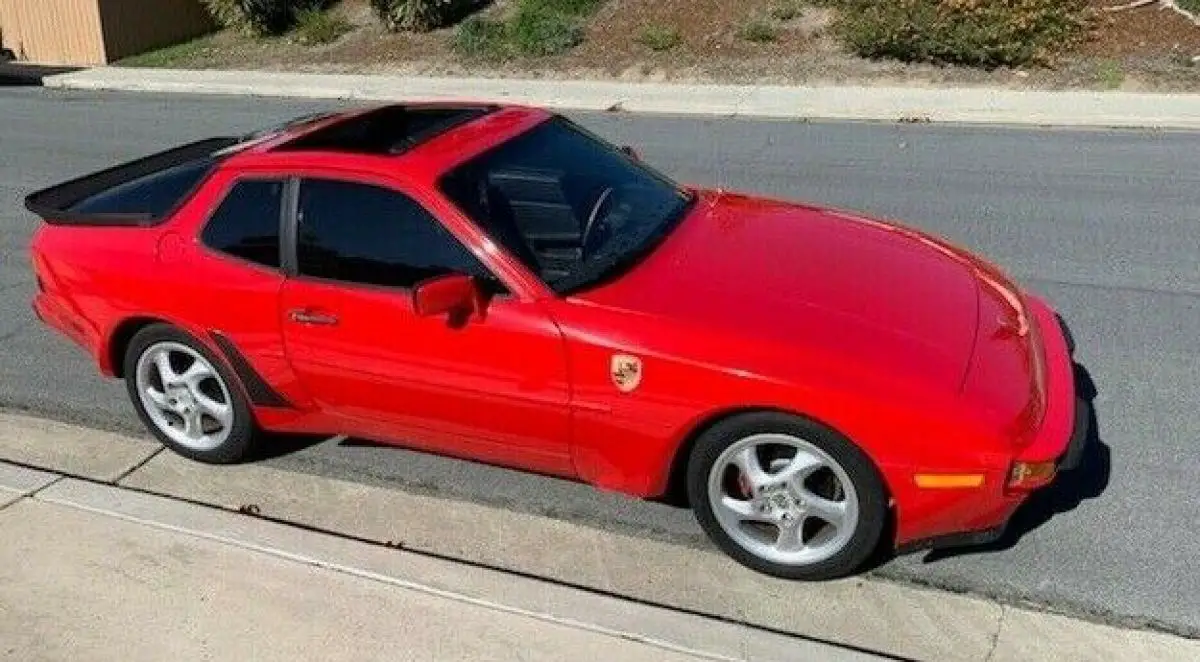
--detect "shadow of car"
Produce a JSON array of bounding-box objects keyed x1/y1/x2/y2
[{"x1": 0, "y1": 62, "x2": 79, "y2": 86}]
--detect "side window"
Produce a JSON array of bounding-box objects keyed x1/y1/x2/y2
[
  {"x1": 200, "y1": 179, "x2": 284, "y2": 269},
  {"x1": 295, "y1": 178, "x2": 492, "y2": 289}
]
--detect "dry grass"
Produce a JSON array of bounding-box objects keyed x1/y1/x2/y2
[{"x1": 116, "y1": 0, "x2": 1200, "y2": 92}]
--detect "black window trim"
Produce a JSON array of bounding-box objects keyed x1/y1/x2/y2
[
  {"x1": 271, "y1": 104, "x2": 500, "y2": 157},
  {"x1": 281, "y1": 174, "x2": 510, "y2": 297},
  {"x1": 197, "y1": 174, "x2": 291, "y2": 274},
  {"x1": 26, "y1": 137, "x2": 238, "y2": 227},
  {"x1": 280, "y1": 176, "x2": 300, "y2": 276}
]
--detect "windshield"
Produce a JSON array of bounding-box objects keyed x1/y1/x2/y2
[{"x1": 439, "y1": 116, "x2": 695, "y2": 294}]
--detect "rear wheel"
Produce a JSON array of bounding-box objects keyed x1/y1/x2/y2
[
  {"x1": 123, "y1": 324, "x2": 259, "y2": 464},
  {"x1": 687, "y1": 412, "x2": 888, "y2": 580}
]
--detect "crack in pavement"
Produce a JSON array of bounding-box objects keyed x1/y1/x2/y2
[
  {"x1": 1022, "y1": 275, "x2": 1200, "y2": 301},
  {"x1": 0, "y1": 279, "x2": 33, "y2": 295},
  {"x1": 984, "y1": 606, "x2": 1008, "y2": 662},
  {"x1": 0, "y1": 319, "x2": 35, "y2": 344}
]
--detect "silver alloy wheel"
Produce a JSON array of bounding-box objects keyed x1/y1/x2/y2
[
  {"x1": 134, "y1": 341, "x2": 234, "y2": 452},
  {"x1": 706, "y1": 433, "x2": 860, "y2": 566}
]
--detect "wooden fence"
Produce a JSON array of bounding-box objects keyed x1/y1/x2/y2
[{"x1": 0, "y1": 0, "x2": 214, "y2": 65}]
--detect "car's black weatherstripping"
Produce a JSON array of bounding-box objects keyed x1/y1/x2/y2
[
  {"x1": 24, "y1": 104, "x2": 500, "y2": 228},
  {"x1": 24, "y1": 137, "x2": 239, "y2": 226}
]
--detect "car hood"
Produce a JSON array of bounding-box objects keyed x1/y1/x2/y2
[{"x1": 574, "y1": 190, "x2": 987, "y2": 391}]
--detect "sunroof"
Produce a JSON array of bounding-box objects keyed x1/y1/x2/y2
[{"x1": 273, "y1": 105, "x2": 494, "y2": 155}]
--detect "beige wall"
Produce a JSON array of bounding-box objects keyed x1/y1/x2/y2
[
  {"x1": 0, "y1": 0, "x2": 214, "y2": 65},
  {"x1": 0, "y1": 0, "x2": 107, "y2": 65}
]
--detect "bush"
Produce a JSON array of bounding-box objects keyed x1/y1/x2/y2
[
  {"x1": 509, "y1": 2, "x2": 584, "y2": 56},
  {"x1": 294, "y1": 7, "x2": 352, "y2": 44},
  {"x1": 240, "y1": 0, "x2": 295, "y2": 33},
  {"x1": 453, "y1": 15, "x2": 508, "y2": 58},
  {"x1": 450, "y1": 0, "x2": 603, "y2": 60},
  {"x1": 834, "y1": 0, "x2": 1096, "y2": 69},
  {"x1": 520, "y1": 0, "x2": 602, "y2": 15},
  {"x1": 636, "y1": 24, "x2": 682, "y2": 52},
  {"x1": 768, "y1": 2, "x2": 802, "y2": 21},
  {"x1": 370, "y1": 0, "x2": 479, "y2": 32},
  {"x1": 738, "y1": 19, "x2": 779, "y2": 43},
  {"x1": 201, "y1": 0, "x2": 246, "y2": 30},
  {"x1": 201, "y1": 0, "x2": 325, "y2": 36}
]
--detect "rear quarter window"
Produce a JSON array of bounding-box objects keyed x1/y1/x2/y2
[
  {"x1": 200, "y1": 179, "x2": 285, "y2": 269},
  {"x1": 69, "y1": 159, "x2": 214, "y2": 218}
]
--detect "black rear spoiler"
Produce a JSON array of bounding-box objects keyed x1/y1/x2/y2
[{"x1": 24, "y1": 136, "x2": 242, "y2": 226}]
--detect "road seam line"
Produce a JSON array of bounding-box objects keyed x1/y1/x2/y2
[
  {"x1": 0, "y1": 488, "x2": 27, "y2": 512},
  {"x1": 0, "y1": 474, "x2": 65, "y2": 512}
]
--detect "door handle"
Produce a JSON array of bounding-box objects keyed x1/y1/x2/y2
[{"x1": 288, "y1": 308, "x2": 339, "y2": 326}]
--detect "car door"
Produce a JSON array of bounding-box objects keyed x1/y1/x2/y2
[
  {"x1": 278, "y1": 175, "x2": 575, "y2": 477},
  {"x1": 185, "y1": 173, "x2": 310, "y2": 410}
]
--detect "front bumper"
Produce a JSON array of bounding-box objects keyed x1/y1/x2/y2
[
  {"x1": 1056, "y1": 391, "x2": 1091, "y2": 473},
  {"x1": 898, "y1": 300, "x2": 1092, "y2": 554},
  {"x1": 1009, "y1": 297, "x2": 1084, "y2": 468}
]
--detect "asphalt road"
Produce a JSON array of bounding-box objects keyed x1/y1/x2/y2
[{"x1": 2, "y1": 88, "x2": 1198, "y2": 635}]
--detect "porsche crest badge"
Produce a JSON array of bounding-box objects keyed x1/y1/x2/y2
[{"x1": 610, "y1": 354, "x2": 643, "y2": 393}]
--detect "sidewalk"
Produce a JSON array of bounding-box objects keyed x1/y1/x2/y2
[
  {"x1": 1, "y1": 411, "x2": 1198, "y2": 662},
  {"x1": 42, "y1": 66, "x2": 1200, "y2": 130},
  {"x1": 0, "y1": 462, "x2": 878, "y2": 662}
]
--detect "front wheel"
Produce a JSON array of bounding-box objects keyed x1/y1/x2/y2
[
  {"x1": 686, "y1": 412, "x2": 888, "y2": 580},
  {"x1": 123, "y1": 324, "x2": 259, "y2": 464}
]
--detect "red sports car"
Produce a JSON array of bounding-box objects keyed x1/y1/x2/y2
[{"x1": 26, "y1": 103, "x2": 1090, "y2": 580}]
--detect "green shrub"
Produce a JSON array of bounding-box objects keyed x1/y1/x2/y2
[
  {"x1": 453, "y1": 15, "x2": 509, "y2": 58},
  {"x1": 201, "y1": 0, "x2": 326, "y2": 36},
  {"x1": 509, "y1": 2, "x2": 584, "y2": 56},
  {"x1": 636, "y1": 24, "x2": 682, "y2": 52},
  {"x1": 738, "y1": 19, "x2": 779, "y2": 43},
  {"x1": 834, "y1": 0, "x2": 1095, "y2": 68},
  {"x1": 241, "y1": 0, "x2": 296, "y2": 33},
  {"x1": 370, "y1": 0, "x2": 479, "y2": 32},
  {"x1": 1095, "y1": 59, "x2": 1125, "y2": 89},
  {"x1": 201, "y1": 0, "x2": 246, "y2": 30},
  {"x1": 520, "y1": 0, "x2": 602, "y2": 16},
  {"x1": 447, "y1": 0, "x2": 602, "y2": 60},
  {"x1": 294, "y1": 7, "x2": 352, "y2": 44},
  {"x1": 768, "y1": 2, "x2": 801, "y2": 21}
]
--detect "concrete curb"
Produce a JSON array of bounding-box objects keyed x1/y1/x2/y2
[
  {"x1": 3, "y1": 478, "x2": 867, "y2": 661},
  {"x1": 28, "y1": 476, "x2": 883, "y2": 662},
  {"x1": 42, "y1": 66, "x2": 1200, "y2": 129},
  {"x1": 1, "y1": 412, "x2": 1199, "y2": 661}
]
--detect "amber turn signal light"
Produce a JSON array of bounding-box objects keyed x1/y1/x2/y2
[{"x1": 1007, "y1": 461, "x2": 1057, "y2": 490}]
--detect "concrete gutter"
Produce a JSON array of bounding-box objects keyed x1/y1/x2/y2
[
  {"x1": 1, "y1": 411, "x2": 1198, "y2": 661},
  {"x1": 42, "y1": 66, "x2": 1200, "y2": 129}
]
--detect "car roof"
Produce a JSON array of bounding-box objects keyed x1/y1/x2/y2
[{"x1": 220, "y1": 102, "x2": 553, "y2": 182}]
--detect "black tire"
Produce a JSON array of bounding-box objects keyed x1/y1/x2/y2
[
  {"x1": 686, "y1": 411, "x2": 888, "y2": 580},
  {"x1": 123, "y1": 323, "x2": 259, "y2": 464}
]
